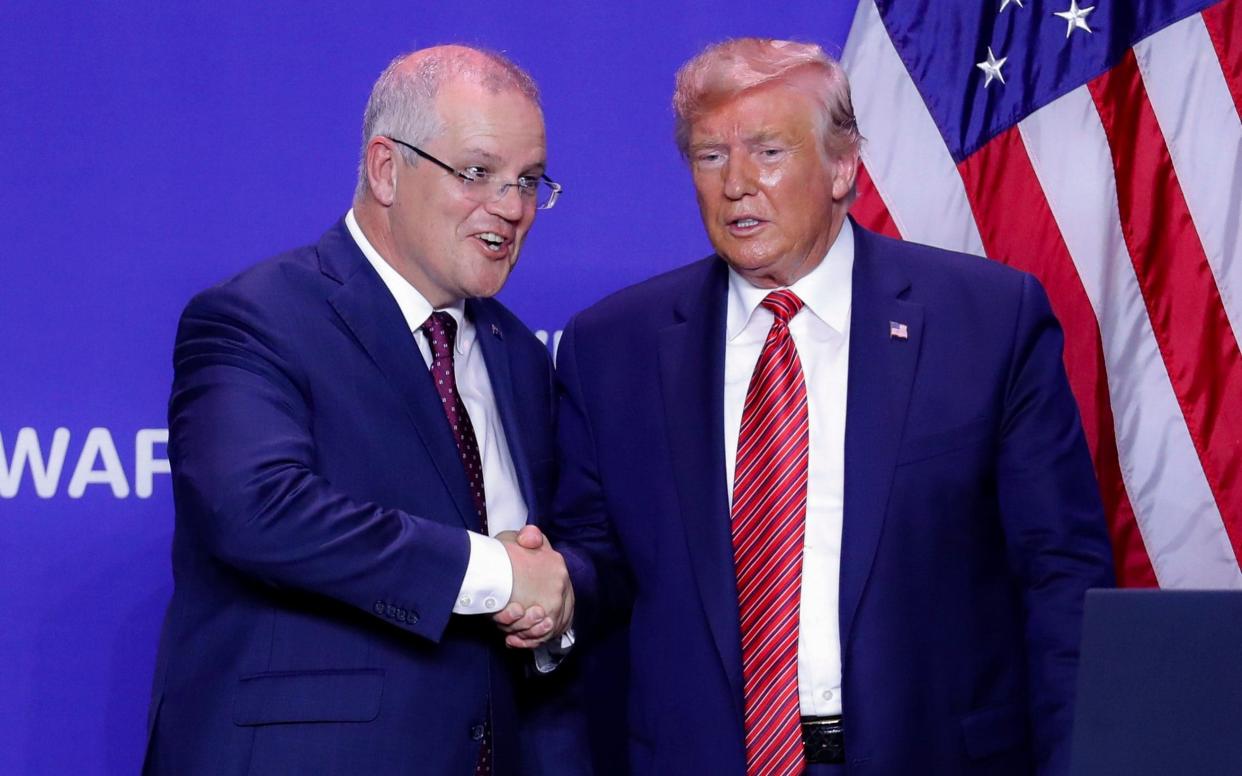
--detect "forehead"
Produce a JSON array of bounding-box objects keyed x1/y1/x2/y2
[
  {"x1": 689, "y1": 82, "x2": 819, "y2": 143},
  {"x1": 433, "y1": 79, "x2": 546, "y2": 159}
]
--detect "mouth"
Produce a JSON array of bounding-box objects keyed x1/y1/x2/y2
[
  {"x1": 726, "y1": 216, "x2": 766, "y2": 235},
  {"x1": 473, "y1": 231, "x2": 512, "y2": 255}
]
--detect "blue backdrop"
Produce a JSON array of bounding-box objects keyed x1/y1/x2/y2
[{"x1": 0, "y1": 3, "x2": 855, "y2": 772}]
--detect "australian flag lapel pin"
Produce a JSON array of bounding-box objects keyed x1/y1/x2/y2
[
  {"x1": 889, "y1": 320, "x2": 908, "y2": 340},
  {"x1": 491, "y1": 323, "x2": 503, "y2": 340}
]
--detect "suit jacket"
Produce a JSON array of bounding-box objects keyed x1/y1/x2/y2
[
  {"x1": 144, "y1": 219, "x2": 573, "y2": 775},
  {"x1": 549, "y1": 222, "x2": 1115, "y2": 775}
]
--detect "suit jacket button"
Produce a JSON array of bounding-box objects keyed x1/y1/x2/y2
[
  {"x1": 408, "y1": 611, "x2": 419, "y2": 624},
  {"x1": 373, "y1": 601, "x2": 385, "y2": 615},
  {"x1": 471, "y1": 724, "x2": 486, "y2": 741},
  {"x1": 396, "y1": 608, "x2": 407, "y2": 622}
]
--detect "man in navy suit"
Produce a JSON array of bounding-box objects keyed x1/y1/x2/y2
[
  {"x1": 144, "y1": 45, "x2": 578, "y2": 775},
  {"x1": 543, "y1": 38, "x2": 1114, "y2": 775}
]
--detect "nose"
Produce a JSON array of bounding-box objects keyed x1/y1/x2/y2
[
  {"x1": 485, "y1": 183, "x2": 527, "y2": 221},
  {"x1": 722, "y1": 156, "x2": 757, "y2": 200}
]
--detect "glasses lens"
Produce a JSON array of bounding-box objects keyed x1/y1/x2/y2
[
  {"x1": 456, "y1": 178, "x2": 558, "y2": 210},
  {"x1": 457, "y1": 177, "x2": 491, "y2": 203},
  {"x1": 536, "y1": 181, "x2": 559, "y2": 210}
]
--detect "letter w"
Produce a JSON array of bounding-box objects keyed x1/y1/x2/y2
[{"x1": 0, "y1": 428, "x2": 70, "y2": 498}]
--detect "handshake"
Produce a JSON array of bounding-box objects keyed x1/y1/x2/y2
[{"x1": 493, "y1": 525, "x2": 574, "y2": 649}]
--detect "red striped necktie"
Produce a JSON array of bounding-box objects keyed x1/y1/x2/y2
[{"x1": 732, "y1": 289, "x2": 809, "y2": 776}]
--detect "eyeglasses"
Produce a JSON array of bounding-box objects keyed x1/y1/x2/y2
[{"x1": 386, "y1": 137, "x2": 562, "y2": 210}]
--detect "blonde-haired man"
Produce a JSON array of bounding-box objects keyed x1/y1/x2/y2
[{"x1": 545, "y1": 38, "x2": 1112, "y2": 775}]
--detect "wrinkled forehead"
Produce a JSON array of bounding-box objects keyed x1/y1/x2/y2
[
  {"x1": 434, "y1": 81, "x2": 546, "y2": 158},
  {"x1": 689, "y1": 82, "x2": 819, "y2": 144}
]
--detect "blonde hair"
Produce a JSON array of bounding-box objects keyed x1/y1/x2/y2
[{"x1": 672, "y1": 38, "x2": 861, "y2": 163}]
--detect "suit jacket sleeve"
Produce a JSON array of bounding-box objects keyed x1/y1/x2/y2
[
  {"x1": 546, "y1": 315, "x2": 633, "y2": 640},
  {"x1": 997, "y1": 274, "x2": 1115, "y2": 774},
  {"x1": 169, "y1": 284, "x2": 470, "y2": 643}
]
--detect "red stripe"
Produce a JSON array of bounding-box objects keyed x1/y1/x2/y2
[
  {"x1": 736, "y1": 377, "x2": 805, "y2": 462},
  {"x1": 851, "y1": 162, "x2": 902, "y2": 238},
  {"x1": 1203, "y1": 0, "x2": 1242, "y2": 122},
  {"x1": 733, "y1": 307, "x2": 806, "y2": 775},
  {"x1": 957, "y1": 126, "x2": 1157, "y2": 586},
  {"x1": 1089, "y1": 52, "x2": 1242, "y2": 567},
  {"x1": 734, "y1": 436, "x2": 807, "y2": 514}
]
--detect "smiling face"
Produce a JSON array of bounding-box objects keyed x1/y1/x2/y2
[
  {"x1": 382, "y1": 77, "x2": 547, "y2": 308},
  {"x1": 688, "y1": 81, "x2": 856, "y2": 288}
]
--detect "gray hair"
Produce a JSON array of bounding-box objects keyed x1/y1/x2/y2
[
  {"x1": 672, "y1": 38, "x2": 862, "y2": 176},
  {"x1": 353, "y1": 45, "x2": 541, "y2": 202}
]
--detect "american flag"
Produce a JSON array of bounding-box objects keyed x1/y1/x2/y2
[{"x1": 842, "y1": 0, "x2": 1242, "y2": 587}]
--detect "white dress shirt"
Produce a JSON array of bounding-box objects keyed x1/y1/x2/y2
[
  {"x1": 724, "y1": 221, "x2": 854, "y2": 717},
  {"x1": 345, "y1": 209, "x2": 519, "y2": 615}
]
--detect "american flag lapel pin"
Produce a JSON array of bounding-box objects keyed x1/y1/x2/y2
[
  {"x1": 889, "y1": 321, "x2": 909, "y2": 340},
  {"x1": 491, "y1": 323, "x2": 503, "y2": 339}
]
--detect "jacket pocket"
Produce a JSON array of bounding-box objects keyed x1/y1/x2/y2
[
  {"x1": 960, "y1": 702, "x2": 1027, "y2": 760},
  {"x1": 232, "y1": 668, "x2": 384, "y2": 726}
]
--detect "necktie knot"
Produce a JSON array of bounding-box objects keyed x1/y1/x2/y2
[
  {"x1": 761, "y1": 289, "x2": 804, "y2": 325},
  {"x1": 421, "y1": 311, "x2": 457, "y2": 362}
]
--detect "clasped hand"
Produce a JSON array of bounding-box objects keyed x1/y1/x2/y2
[{"x1": 493, "y1": 525, "x2": 574, "y2": 648}]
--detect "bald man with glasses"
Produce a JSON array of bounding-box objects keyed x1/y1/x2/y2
[{"x1": 144, "y1": 45, "x2": 582, "y2": 776}]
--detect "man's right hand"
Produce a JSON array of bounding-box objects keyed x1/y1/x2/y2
[{"x1": 495, "y1": 526, "x2": 574, "y2": 648}]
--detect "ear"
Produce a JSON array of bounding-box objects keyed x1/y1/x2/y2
[
  {"x1": 831, "y1": 150, "x2": 859, "y2": 201},
  {"x1": 364, "y1": 137, "x2": 399, "y2": 206}
]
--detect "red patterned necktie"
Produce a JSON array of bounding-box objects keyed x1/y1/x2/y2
[
  {"x1": 420, "y1": 311, "x2": 491, "y2": 776},
  {"x1": 421, "y1": 311, "x2": 489, "y2": 534},
  {"x1": 732, "y1": 289, "x2": 809, "y2": 776}
]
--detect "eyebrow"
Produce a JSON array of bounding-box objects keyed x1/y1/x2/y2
[
  {"x1": 744, "y1": 130, "x2": 785, "y2": 145},
  {"x1": 460, "y1": 147, "x2": 546, "y2": 174},
  {"x1": 461, "y1": 147, "x2": 502, "y2": 162},
  {"x1": 689, "y1": 129, "x2": 787, "y2": 152}
]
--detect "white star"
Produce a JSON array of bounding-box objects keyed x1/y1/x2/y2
[
  {"x1": 976, "y1": 46, "x2": 1008, "y2": 88},
  {"x1": 1054, "y1": 0, "x2": 1095, "y2": 38},
  {"x1": 1000, "y1": 0, "x2": 1023, "y2": 11}
]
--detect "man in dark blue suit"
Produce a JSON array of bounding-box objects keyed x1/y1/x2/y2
[
  {"x1": 545, "y1": 38, "x2": 1114, "y2": 775},
  {"x1": 144, "y1": 46, "x2": 578, "y2": 775}
]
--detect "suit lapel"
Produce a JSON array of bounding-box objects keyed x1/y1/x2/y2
[
  {"x1": 657, "y1": 259, "x2": 744, "y2": 716},
  {"x1": 318, "y1": 222, "x2": 478, "y2": 531},
  {"x1": 839, "y1": 225, "x2": 923, "y2": 652},
  {"x1": 468, "y1": 298, "x2": 539, "y2": 517}
]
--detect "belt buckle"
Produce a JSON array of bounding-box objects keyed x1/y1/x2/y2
[{"x1": 801, "y1": 715, "x2": 845, "y2": 765}]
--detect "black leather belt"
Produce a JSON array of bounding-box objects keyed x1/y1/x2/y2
[{"x1": 801, "y1": 715, "x2": 845, "y2": 765}]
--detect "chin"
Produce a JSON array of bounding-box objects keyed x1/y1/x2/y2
[
  {"x1": 721, "y1": 252, "x2": 774, "y2": 275},
  {"x1": 468, "y1": 273, "x2": 510, "y2": 300}
]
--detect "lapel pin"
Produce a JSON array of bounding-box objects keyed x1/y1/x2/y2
[
  {"x1": 889, "y1": 321, "x2": 909, "y2": 340},
  {"x1": 491, "y1": 323, "x2": 503, "y2": 339}
]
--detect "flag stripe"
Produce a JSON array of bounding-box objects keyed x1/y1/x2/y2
[
  {"x1": 1203, "y1": 0, "x2": 1242, "y2": 120},
  {"x1": 1089, "y1": 52, "x2": 1242, "y2": 565},
  {"x1": 957, "y1": 127, "x2": 1156, "y2": 586},
  {"x1": 841, "y1": 0, "x2": 985, "y2": 254},
  {"x1": 1135, "y1": 14, "x2": 1242, "y2": 348},
  {"x1": 852, "y1": 163, "x2": 902, "y2": 239},
  {"x1": 845, "y1": 0, "x2": 1242, "y2": 588},
  {"x1": 1019, "y1": 85, "x2": 1240, "y2": 588}
]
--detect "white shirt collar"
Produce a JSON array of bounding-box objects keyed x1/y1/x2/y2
[
  {"x1": 345, "y1": 208, "x2": 471, "y2": 354},
  {"x1": 725, "y1": 218, "x2": 854, "y2": 341}
]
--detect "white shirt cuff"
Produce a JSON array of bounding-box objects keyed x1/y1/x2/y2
[
  {"x1": 453, "y1": 532, "x2": 513, "y2": 614},
  {"x1": 533, "y1": 629, "x2": 576, "y2": 673}
]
